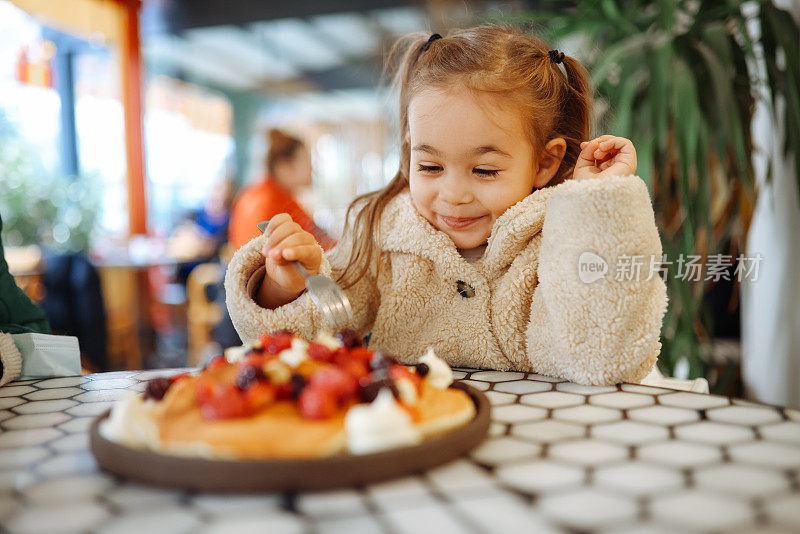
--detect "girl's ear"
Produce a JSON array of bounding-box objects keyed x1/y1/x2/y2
[{"x1": 532, "y1": 138, "x2": 567, "y2": 189}]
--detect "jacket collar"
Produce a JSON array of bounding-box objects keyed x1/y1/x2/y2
[{"x1": 379, "y1": 187, "x2": 556, "y2": 276}]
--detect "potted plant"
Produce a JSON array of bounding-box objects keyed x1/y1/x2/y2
[{"x1": 493, "y1": 0, "x2": 800, "y2": 389}]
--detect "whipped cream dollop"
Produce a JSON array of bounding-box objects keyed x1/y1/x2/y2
[
  {"x1": 419, "y1": 347, "x2": 453, "y2": 389},
  {"x1": 345, "y1": 389, "x2": 422, "y2": 454},
  {"x1": 100, "y1": 391, "x2": 159, "y2": 449},
  {"x1": 394, "y1": 378, "x2": 418, "y2": 405},
  {"x1": 314, "y1": 331, "x2": 344, "y2": 351},
  {"x1": 224, "y1": 340, "x2": 257, "y2": 363},
  {"x1": 279, "y1": 338, "x2": 309, "y2": 367}
]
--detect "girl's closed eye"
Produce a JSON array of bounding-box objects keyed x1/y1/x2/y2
[
  {"x1": 474, "y1": 167, "x2": 500, "y2": 178},
  {"x1": 417, "y1": 164, "x2": 442, "y2": 174}
]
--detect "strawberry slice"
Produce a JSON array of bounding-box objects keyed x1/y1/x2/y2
[
  {"x1": 297, "y1": 386, "x2": 337, "y2": 420},
  {"x1": 348, "y1": 347, "x2": 373, "y2": 363},
  {"x1": 244, "y1": 382, "x2": 276, "y2": 412},
  {"x1": 307, "y1": 342, "x2": 334, "y2": 362},
  {"x1": 309, "y1": 367, "x2": 358, "y2": 403},
  {"x1": 261, "y1": 331, "x2": 293, "y2": 354},
  {"x1": 199, "y1": 384, "x2": 249, "y2": 420},
  {"x1": 332, "y1": 350, "x2": 369, "y2": 379}
]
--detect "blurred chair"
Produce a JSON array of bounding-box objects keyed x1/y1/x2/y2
[
  {"x1": 100, "y1": 267, "x2": 141, "y2": 370},
  {"x1": 186, "y1": 262, "x2": 224, "y2": 367}
]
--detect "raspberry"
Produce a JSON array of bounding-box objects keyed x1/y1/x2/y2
[
  {"x1": 244, "y1": 382, "x2": 276, "y2": 411},
  {"x1": 200, "y1": 384, "x2": 249, "y2": 420},
  {"x1": 336, "y1": 329, "x2": 364, "y2": 349},
  {"x1": 275, "y1": 382, "x2": 292, "y2": 400},
  {"x1": 235, "y1": 365, "x2": 267, "y2": 390},
  {"x1": 307, "y1": 342, "x2": 334, "y2": 362},
  {"x1": 309, "y1": 367, "x2": 358, "y2": 403},
  {"x1": 143, "y1": 377, "x2": 172, "y2": 401},
  {"x1": 297, "y1": 386, "x2": 337, "y2": 420}
]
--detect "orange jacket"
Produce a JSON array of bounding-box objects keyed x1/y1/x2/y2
[{"x1": 228, "y1": 176, "x2": 335, "y2": 251}]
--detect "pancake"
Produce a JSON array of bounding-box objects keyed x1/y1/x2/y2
[
  {"x1": 152, "y1": 369, "x2": 347, "y2": 459},
  {"x1": 415, "y1": 383, "x2": 476, "y2": 438},
  {"x1": 106, "y1": 331, "x2": 478, "y2": 460}
]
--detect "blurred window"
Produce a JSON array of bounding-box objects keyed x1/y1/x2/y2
[{"x1": 144, "y1": 75, "x2": 234, "y2": 236}]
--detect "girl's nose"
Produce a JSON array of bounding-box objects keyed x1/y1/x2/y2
[{"x1": 438, "y1": 173, "x2": 473, "y2": 205}]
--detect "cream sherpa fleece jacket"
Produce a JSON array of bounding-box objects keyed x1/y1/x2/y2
[{"x1": 225, "y1": 174, "x2": 668, "y2": 385}]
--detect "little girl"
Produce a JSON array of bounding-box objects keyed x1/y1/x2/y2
[{"x1": 225, "y1": 25, "x2": 667, "y2": 386}]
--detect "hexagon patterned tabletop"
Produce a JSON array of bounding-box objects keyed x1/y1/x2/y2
[{"x1": 1, "y1": 369, "x2": 799, "y2": 534}]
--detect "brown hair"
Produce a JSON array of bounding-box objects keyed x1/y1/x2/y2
[
  {"x1": 265, "y1": 128, "x2": 304, "y2": 175},
  {"x1": 336, "y1": 24, "x2": 593, "y2": 289}
]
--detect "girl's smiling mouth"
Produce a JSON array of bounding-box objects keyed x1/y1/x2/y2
[{"x1": 437, "y1": 214, "x2": 488, "y2": 229}]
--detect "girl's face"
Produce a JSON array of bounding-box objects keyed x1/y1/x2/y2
[{"x1": 407, "y1": 87, "x2": 545, "y2": 249}]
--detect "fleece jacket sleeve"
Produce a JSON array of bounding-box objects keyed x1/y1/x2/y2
[
  {"x1": 224, "y1": 233, "x2": 379, "y2": 343},
  {"x1": 525, "y1": 174, "x2": 669, "y2": 385}
]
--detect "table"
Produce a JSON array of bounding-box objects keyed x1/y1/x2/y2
[{"x1": 1, "y1": 369, "x2": 799, "y2": 533}]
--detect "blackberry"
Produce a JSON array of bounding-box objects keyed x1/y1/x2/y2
[
  {"x1": 289, "y1": 373, "x2": 306, "y2": 399},
  {"x1": 336, "y1": 329, "x2": 364, "y2": 349},
  {"x1": 235, "y1": 365, "x2": 267, "y2": 390},
  {"x1": 143, "y1": 377, "x2": 172, "y2": 401},
  {"x1": 360, "y1": 378, "x2": 399, "y2": 403},
  {"x1": 414, "y1": 363, "x2": 430, "y2": 377}
]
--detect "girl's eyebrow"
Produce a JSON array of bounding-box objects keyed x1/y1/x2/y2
[
  {"x1": 412, "y1": 144, "x2": 443, "y2": 156},
  {"x1": 473, "y1": 145, "x2": 512, "y2": 158},
  {"x1": 412, "y1": 144, "x2": 511, "y2": 158}
]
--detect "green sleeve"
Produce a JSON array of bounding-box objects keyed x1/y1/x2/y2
[{"x1": 0, "y1": 213, "x2": 51, "y2": 335}]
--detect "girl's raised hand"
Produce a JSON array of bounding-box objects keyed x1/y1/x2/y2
[
  {"x1": 574, "y1": 135, "x2": 637, "y2": 182},
  {"x1": 261, "y1": 213, "x2": 322, "y2": 296}
]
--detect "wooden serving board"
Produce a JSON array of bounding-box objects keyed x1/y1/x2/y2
[{"x1": 89, "y1": 382, "x2": 490, "y2": 492}]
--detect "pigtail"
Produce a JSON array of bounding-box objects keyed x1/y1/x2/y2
[
  {"x1": 551, "y1": 55, "x2": 593, "y2": 185},
  {"x1": 335, "y1": 33, "x2": 436, "y2": 290}
]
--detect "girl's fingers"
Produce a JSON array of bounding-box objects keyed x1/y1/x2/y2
[
  {"x1": 267, "y1": 220, "x2": 302, "y2": 248},
  {"x1": 576, "y1": 138, "x2": 601, "y2": 167},
  {"x1": 270, "y1": 233, "x2": 319, "y2": 266},
  {"x1": 265, "y1": 213, "x2": 292, "y2": 235},
  {"x1": 281, "y1": 245, "x2": 322, "y2": 271},
  {"x1": 593, "y1": 138, "x2": 636, "y2": 162}
]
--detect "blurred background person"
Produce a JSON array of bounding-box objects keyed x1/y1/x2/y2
[
  {"x1": 169, "y1": 176, "x2": 234, "y2": 282},
  {"x1": 228, "y1": 129, "x2": 335, "y2": 252}
]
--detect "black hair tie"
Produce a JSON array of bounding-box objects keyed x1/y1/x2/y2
[
  {"x1": 423, "y1": 33, "x2": 443, "y2": 52},
  {"x1": 548, "y1": 49, "x2": 565, "y2": 64}
]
